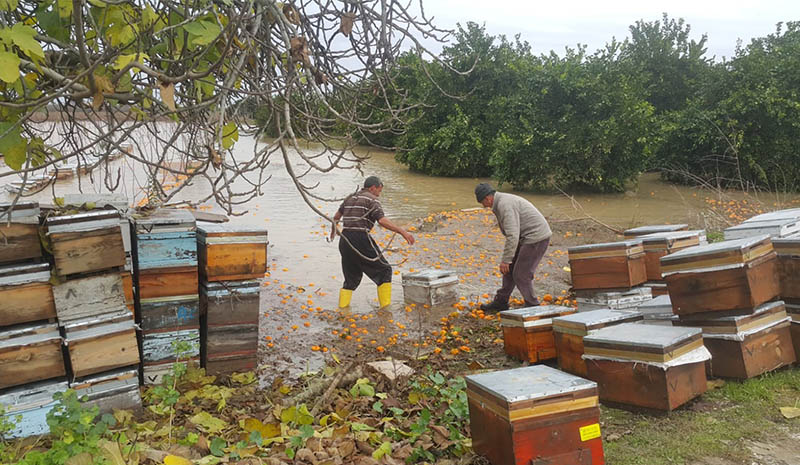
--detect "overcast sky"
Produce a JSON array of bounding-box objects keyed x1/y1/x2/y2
[{"x1": 419, "y1": 0, "x2": 800, "y2": 60}]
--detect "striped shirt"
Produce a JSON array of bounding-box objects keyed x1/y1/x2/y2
[{"x1": 338, "y1": 189, "x2": 385, "y2": 231}]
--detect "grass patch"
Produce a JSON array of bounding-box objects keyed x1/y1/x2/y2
[{"x1": 603, "y1": 366, "x2": 800, "y2": 465}]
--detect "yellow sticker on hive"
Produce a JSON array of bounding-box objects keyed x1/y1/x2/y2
[{"x1": 579, "y1": 423, "x2": 601, "y2": 441}]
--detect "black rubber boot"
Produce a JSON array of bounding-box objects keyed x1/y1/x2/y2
[{"x1": 479, "y1": 299, "x2": 509, "y2": 314}]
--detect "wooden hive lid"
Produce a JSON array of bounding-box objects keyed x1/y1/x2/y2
[
  {"x1": 45, "y1": 210, "x2": 121, "y2": 235},
  {"x1": 202, "y1": 279, "x2": 262, "y2": 295},
  {"x1": 568, "y1": 239, "x2": 643, "y2": 260},
  {"x1": 0, "y1": 378, "x2": 68, "y2": 412},
  {"x1": 637, "y1": 294, "x2": 673, "y2": 315},
  {"x1": 499, "y1": 305, "x2": 575, "y2": 328},
  {"x1": 64, "y1": 310, "x2": 135, "y2": 341},
  {"x1": 623, "y1": 224, "x2": 689, "y2": 237},
  {"x1": 61, "y1": 193, "x2": 130, "y2": 213},
  {"x1": 133, "y1": 209, "x2": 196, "y2": 232},
  {"x1": 0, "y1": 322, "x2": 61, "y2": 349},
  {"x1": 0, "y1": 202, "x2": 40, "y2": 224},
  {"x1": 575, "y1": 287, "x2": 652, "y2": 306},
  {"x1": 197, "y1": 223, "x2": 268, "y2": 243},
  {"x1": 770, "y1": 234, "x2": 800, "y2": 255},
  {"x1": 743, "y1": 208, "x2": 800, "y2": 224},
  {"x1": 659, "y1": 235, "x2": 773, "y2": 275},
  {"x1": 0, "y1": 262, "x2": 50, "y2": 287},
  {"x1": 582, "y1": 323, "x2": 703, "y2": 363},
  {"x1": 723, "y1": 218, "x2": 800, "y2": 240},
  {"x1": 673, "y1": 301, "x2": 788, "y2": 335},
  {"x1": 465, "y1": 365, "x2": 598, "y2": 422},
  {"x1": 640, "y1": 230, "x2": 704, "y2": 251},
  {"x1": 402, "y1": 269, "x2": 458, "y2": 287},
  {"x1": 71, "y1": 367, "x2": 139, "y2": 394},
  {"x1": 786, "y1": 303, "x2": 800, "y2": 322},
  {"x1": 553, "y1": 309, "x2": 643, "y2": 336}
]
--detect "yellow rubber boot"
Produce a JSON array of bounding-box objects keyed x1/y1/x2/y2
[
  {"x1": 377, "y1": 283, "x2": 392, "y2": 308},
  {"x1": 338, "y1": 289, "x2": 353, "y2": 308}
]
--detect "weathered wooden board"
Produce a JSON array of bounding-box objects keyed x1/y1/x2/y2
[
  {"x1": 137, "y1": 266, "x2": 199, "y2": 300},
  {"x1": 52, "y1": 273, "x2": 128, "y2": 323},
  {"x1": 0, "y1": 323, "x2": 65, "y2": 389},
  {"x1": 64, "y1": 312, "x2": 139, "y2": 378},
  {"x1": 0, "y1": 263, "x2": 55, "y2": 327},
  {"x1": 0, "y1": 379, "x2": 68, "y2": 438},
  {"x1": 120, "y1": 272, "x2": 134, "y2": 314},
  {"x1": 140, "y1": 297, "x2": 200, "y2": 331},
  {"x1": 141, "y1": 329, "x2": 200, "y2": 364},
  {"x1": 135, "y1": 232, "x2": 198, "y2": 270},
  {"x1": 569, "y1": 254, "x2": 647, "y2": 290},
  {"x1": 201, "y1": 281, "x2": 260, "y2": 326},
  {"x1": 142, "y1": 359, "x2": 199, "y2": 385},
  {"x1": 0, "y1": 202, "x2": 42, "y2": 264},
  {"x1": 205, "y1": 324, "x2": 258, "y2": 358},
  {"x1": 49, "y1": 228, "x2": 126, "y2": 276},
  {"x1": 71, "y1": 368, "x2": 141, "y2": 414},
  {"x1": 205, "y1": 354, "x2": 257, "y2": 375}
]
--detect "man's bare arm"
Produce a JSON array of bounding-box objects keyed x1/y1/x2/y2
[{"x1": 378, "y1": 217, "x2": 415, "y2": 245}]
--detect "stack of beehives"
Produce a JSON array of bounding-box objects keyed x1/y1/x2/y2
[
  {"x1": 46, "y1": 207, "x2": 141, "y2": 411},
  {"x1": 661, "y1": 234, "x2": 796, "y2": 379},
  {"x1": 567, "y1": 239, "x2": 651, "y2": 312},
  {"x1": 133, "y1": 209, "x2": 200, "y2": 384},
  {"x1": 0, "y1": 202, "x2": 67, "y2": 438},
  {"x1": 197, "y1": 224, "x2": 268, "y2": 375}
]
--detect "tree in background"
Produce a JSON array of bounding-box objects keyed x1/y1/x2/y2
[{"x1": 0, "y1": 0, "x2": 452, "y2": 216}]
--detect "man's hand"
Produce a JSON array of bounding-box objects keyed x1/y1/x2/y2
[
  {"x1": 402, "y1": 232, "x2": 415, "y2": 245},
  {"x1": 500, "y1": 262, "x2": 511, "y2": 274},
  {"x1": 329, "y1": 224, "x2": 337, "y2": 241}
]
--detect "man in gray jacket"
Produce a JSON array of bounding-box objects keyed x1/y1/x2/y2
[{"x1": 475, "y1": 183, "x2": 552, "y2": 312}]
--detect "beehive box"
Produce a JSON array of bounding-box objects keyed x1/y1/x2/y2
[
  {"x1": 772, "y1": 235, "x2": 800, "y2": 300},
  {"x1": 623, "y1": 224, "x2": 689, "y2": 238},
  {"x1": 661, "y1": 235, "x2": 779, "y2": 315},
  {"x1": 142, "y1": 329, "x2": 200, "y2": 366},
  {"x1": 45, "y1": 210, "x2": 126, "y2": 277},
  {"x1": 64, "y1": 311, "x2": 139, "y2": 379},
  {"x1": 0, "y1": 379, "x2": 68, "y2": 438},
  {"x1": 568, "y1": 240, "x2": 647, "y2": 290},
  {"x1": 576, "y1": 287, "x2": 652, "y2": 312},
  {"x1": 553, "y1": 310, "x2": 644, "y2": 377},
  {"x1": 0, "y1": 202, "x2": 41, "y2": 265},
  {"x1": 201, "y1": 280, "x2": 260, "y2": 374},
  {"x1": 640, "y1": 230, "x2": 705, "y2": 281},
  {"x1": 673, "y1": 301, "x2": 795, "y2": 379},
  {"x1": 139, "y1": 296, "x2": 200, "y2": 332},
  {"x1": 466, "y1": 365, "x2": 605, "y2": 465},
  {"x1": 0, "y1": 322, "x2": 65, "y2": 389},
  {"x1": 583, "y1": 323, "x2": 709, "y2": 411},
  {"x1": 52, "y1": 272, "x2": 128, "y2": 323},
  {"x1": 197, "y1": 225, "x2": 268, "y2": 282},
  {"x1": 0, "y1": 262, "x2": 55, "y2": 327},
  {"x1": 744, "y1": 208, "x2": 800, "y2": 224},
  {"x1": 499, "y1": 305, "x2": 576, "y2": 363},
  {"x1": 786, "y1": 303, "x2": 800, "y2": 364},
  {"x1": 402, "y1": 269, "x2": 458, "y2": 306},
  {"x1": 133, "y1": 209, "x2": 197, "y2": 271},
  {"x1": 724, "y1": 218, "x2": 800, "y2": 241},
  {"x1": 61, "y1": 194, "x2": 132, "y2": 270},
  {"x1": 637, "y1": 294, "x2": 678, "y2": 325},
  {"x1": 71, "y1": 367, "x2": 142, "y2": 413}
]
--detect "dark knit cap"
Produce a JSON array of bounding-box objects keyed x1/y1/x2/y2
[
  {"x1": 364, "y1": 176, "x2": 383, "y2": 188},
  {"x1": 475, "y1": 183, "x2": 496, "y2": 202}
]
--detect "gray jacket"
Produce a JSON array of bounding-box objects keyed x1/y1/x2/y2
[{"x1": 492, "y1": 192, "x2": 552, "y2": 263}]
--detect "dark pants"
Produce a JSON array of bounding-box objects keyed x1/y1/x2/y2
[
  {"x1": 339, "y1": 230, "x2": 392, "y2": 290},
  {"x1": 495, "y1": 238, "x2": 550, "y2": 305}
]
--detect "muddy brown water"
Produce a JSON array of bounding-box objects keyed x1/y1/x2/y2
[{"x1": 4, "y1": 134, "x2": 800, "y2": 379}]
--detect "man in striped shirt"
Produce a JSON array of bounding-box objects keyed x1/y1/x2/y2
[{"x1": 331, "y1": 176, "x2": 415, "y2": 309}]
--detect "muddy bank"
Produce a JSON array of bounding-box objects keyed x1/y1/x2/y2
[{"x1": 256, "y1": 208, "x2": 620, "y2": 384}]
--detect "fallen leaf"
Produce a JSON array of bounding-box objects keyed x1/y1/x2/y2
[
  {"x1": 189, "y1": 411, "x2": 228, "y2": 433},
  {"x1": 231, "y1": 371, "x2": 256, "y2": 385},
  {"x1": 707, "y1": 379, "x2": 725, "y2": 390},
  {"x1": 98, "y1": 440, "x2": 126, "y2": 465},
  {"x1": 65, "y1": 452, "x2": 93, "y2": 465},
  {"x1": 780, "y1": 406, "x2": 800, "y2": 419},
  {"x1": 164, "y1": 455, "x2": 192, "y2": 465}
]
